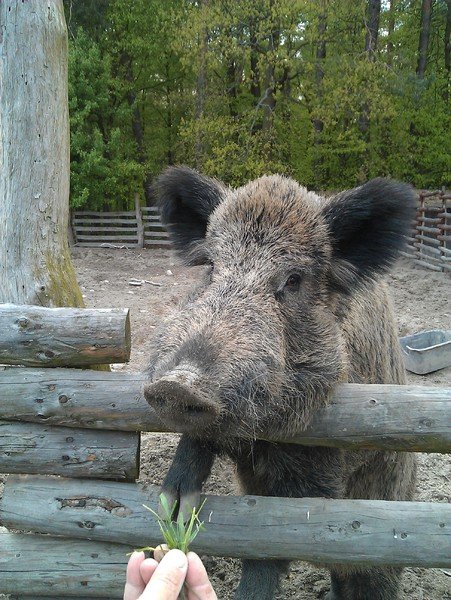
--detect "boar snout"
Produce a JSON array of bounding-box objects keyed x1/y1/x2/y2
[{"x1": 143, "y1": 366, "x2": 220, "y2": 432}]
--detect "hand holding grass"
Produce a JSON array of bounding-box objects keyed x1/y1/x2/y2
[
  {"x1": 124, "y1": 548, "x2": 217, "y2": 600},
  {"x1": 124, "y1": 495, "x2": 216, "y2": 600}
]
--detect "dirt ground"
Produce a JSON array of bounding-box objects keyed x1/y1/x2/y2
[{"x1": 1, "y1": 248, "x2": 450, "y2": 599}]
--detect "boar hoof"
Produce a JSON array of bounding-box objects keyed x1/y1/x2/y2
[{"x1": 159, "y1": 488, "x2": 201, "y2": 522}]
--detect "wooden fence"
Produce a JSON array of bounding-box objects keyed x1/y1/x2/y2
[
  {"x1": 72, "y1": 194, "x2": 170, "y2": 248},
  {"x1": 401, "y1": 188, "x2": 451, "y2": 272},
  {"x1": 72, "y1": 190, "x2": 450, "y2": 273},
  {"x1": 1, "y1": 303, "x2": 449, "y2": 597}
]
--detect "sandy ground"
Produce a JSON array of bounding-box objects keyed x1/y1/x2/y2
[{"x1": 1, "y1": 249, "x2": 450, "y2": 599}]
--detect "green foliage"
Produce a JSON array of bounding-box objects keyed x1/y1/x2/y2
[
  {"x1": 65, "y1": 0, "x2": 450, "y2": 208},
  {"x1": 68, "y1": 28, "x2": 143, "y2": 209}
]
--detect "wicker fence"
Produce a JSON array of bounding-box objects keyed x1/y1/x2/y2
[{"x1": 401, "y1": 188, "x2": 450, "y2": 272}]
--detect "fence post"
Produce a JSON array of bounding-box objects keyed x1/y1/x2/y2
[{"x1": 135, "y1": 193, "x2": 144, "y2": 249}]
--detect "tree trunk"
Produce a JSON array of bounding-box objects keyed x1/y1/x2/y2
[
  {"x1": 249, "y1": 17, "x2": 261, "y2": 104},
  {"x1": 364, "y1": 0, "x2": 381, "y2": 59},
  {"x1": 195, "y1": 0, "x2": 209, "y2": 170},
  {"x1": 386, "y1": 0, "x2": 396, "y2": 66},
  {"x1": 359, "y1": 0, "x2": 381, "y2": 139},
  {"x1": 416, "y1": 0, "x2": 432, "y2": 79},
  {"x1": 313, "y1": 4, "x2": 327, "y2": 137},
  {"x1": 445, "y1": 0, "x2": 451, "y2": 101},
  {"x1": 0, "y1": 0, "x2": 83, "y2": 307}
]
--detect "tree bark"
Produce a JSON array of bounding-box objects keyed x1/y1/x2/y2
[
  {"x1": 359, "y1": 0, "x2": 381, "y2": 138},
  {"x1": 364, "y1": 0, "x2": 382, "y2": 59},
  {"x1": 416, "y1": 0, "x2": 432, "y2": 79},
  {"x1": 0, "y1": 0, "x2": 84, "y2": 307},
  {"x1": 386, "y1": 0, "x2": 396, "y2": 66},
  {"x1": 446, "y1": 0, "x2": 451, "y2": 101},
  {"x1": 195, "y1": 0, "x2": 209, "y2": 169},
  {"x1": 249, "y1": 17, "x2": 261, "y2": 104},
  {"x1": 313, "y1": 3, "x2": 328, "y2": 137}
]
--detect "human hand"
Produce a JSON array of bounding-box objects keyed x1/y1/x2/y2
[{"x1": 124, "y1": 546, "x2": 217, "y2": 600}]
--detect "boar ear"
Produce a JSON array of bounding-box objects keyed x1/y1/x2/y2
[
  {"x1": 156, "y1": 166, "x2": 227, "y2": 263},
  {"x1": 322, "y1": 178, "x2": 417, "y2": 288}
]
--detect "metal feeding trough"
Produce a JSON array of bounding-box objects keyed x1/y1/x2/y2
[{"x1": 399, "y1": 330, "x2": 451, "y2": 375}]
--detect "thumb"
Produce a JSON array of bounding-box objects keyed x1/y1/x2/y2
[{"x1": 141, "y1": 549, "x2": 188, "y2": 600}]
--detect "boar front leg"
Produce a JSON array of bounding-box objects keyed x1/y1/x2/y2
[
  {"x1": 233, "y1": 443, "x2": 344, "y2": 600},
  {"x1": 161, "y1": 434, "x2": 217, "y2": 519}
]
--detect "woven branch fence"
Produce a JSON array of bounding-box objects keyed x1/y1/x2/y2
[
  {"x1": 72, "y1": 190, "x2": 450, "y2": 272},
  {"x1": 0, "y1": 304, "x2": 449, "y2": 598},
  {"x1": 400, "y1": 188, "x2": 450, "y2": 272}
]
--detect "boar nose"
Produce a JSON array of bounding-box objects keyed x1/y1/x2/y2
[{"x1": 143, "y1": 366, "x2": 220, "y2": 430}]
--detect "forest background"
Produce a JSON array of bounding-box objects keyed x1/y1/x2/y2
[{"x1": 64, "y1": 0, "x2": 450, "y2": 210}]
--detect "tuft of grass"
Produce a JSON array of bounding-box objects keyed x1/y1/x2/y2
[{"x1": 130, "y1": 493, "x2": 206, "y2": 555}]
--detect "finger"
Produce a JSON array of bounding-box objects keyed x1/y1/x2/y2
[
  {"x1": 123, "y1": 551, "x2": 146, "y2": 600},
  {"x1": 139, "y1": 557, "x2": 159, "y2": 584},
  {"x1": 141, "y1": 549, "x2": 188, "y2": 600},
  {"x1": 154, "y1": 543, "x2": 170, "y2": 562},
  {"x1": 185, "y1": 552, "x2": 217, "y2": 600}
]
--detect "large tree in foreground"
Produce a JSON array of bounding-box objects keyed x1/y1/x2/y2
[{"x1": 0, "y1": 0, "x2": 83, "y2": 306}]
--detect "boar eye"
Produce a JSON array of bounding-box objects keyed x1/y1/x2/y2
[{"x1": 284, "y1": 274, "x2": 302, "y2": 291}]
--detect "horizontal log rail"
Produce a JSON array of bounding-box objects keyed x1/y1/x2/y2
[
  {"x1": 0, "y1": 533, "x2": 129, "y2": 598},
  {"x1": 0, "y1": 304, "x2": 131, "y2": 367},
  {"x1": 0, "y1": 420, "x2": 139, "y2": 480},
  {"x1": 1, "y1": 475, "x2": 449, "y2": 567},
  {"x1": 0, "y1": 368, "x2": 449, "y2": 452}
]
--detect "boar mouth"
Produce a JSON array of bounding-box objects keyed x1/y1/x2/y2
[{"x1": 143, "y1": 372, "x2": 221, "y2": 432}]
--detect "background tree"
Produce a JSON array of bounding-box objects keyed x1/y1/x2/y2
[{"x1": 63, "y1": 0, "x2": 450, "y2": 208}]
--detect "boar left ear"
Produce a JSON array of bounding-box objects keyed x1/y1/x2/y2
[
  {"x1": 322, "y1": 178, "x2": 417, "y2": 288},
  {"x1": 156, "y1": 166, "x2": 227, "y2": 264}
]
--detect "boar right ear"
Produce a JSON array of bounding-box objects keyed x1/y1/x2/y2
[{"x1": 156, "y1": 166, "x2": 227, "y2": 263}]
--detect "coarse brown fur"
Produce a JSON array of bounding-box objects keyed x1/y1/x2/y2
[{"x1": 144, "y1": 168, "x2": 418, "y2": 600}]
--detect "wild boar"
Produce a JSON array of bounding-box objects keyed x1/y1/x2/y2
[{"x1": 144, "y1": 167, "x2": 417, "y2": 600}]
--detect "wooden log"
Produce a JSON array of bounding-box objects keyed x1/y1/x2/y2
[
  {"x1": 414, "y1": 259, "x2": 443, "y2": 272},
  {"x1": 416, "y1": 225, "x2": 440, "y2": 234},
  {"x1": 417, "y1": 216, "x2": 442, "y2": 224},
  {"x1": 0, "y1": 533, "x2": 129, "y2": 597},
  {"x1": 142, "y1": 215, "x2": 163, "y2": 221},
  {"x1": 144, "y1": 240, "x2": 172, "y2": 247},
  {"x1": 0, "y1": 420, "x2": 139, "y2": 480},
  {"x1": 76, "y1": 242, "x2": 139, "y2": 248},
  {"x1": 1, "y1": 475, "x2": 449, "y2": 567},
  {"x1": 74, "y1": 211, "x2": 135, "y2": 217},
  {"x1": 74, "y1": 219, "x2": 137, "y2": 225},
  {"x1": 419, "y1": 190, "x2": 441, "y2": 198},
  {"x1": 74, "y1": 226, "x2": 138, "y2": 232},
  {"x1": 415, "y1": 234, "x2": 440, "y2": 245},
  {"x1": 0, "y1": 369, "x2": 449, "y2": 452},
  {"x1": 0, "y1": 305, "x2": 131, "y2": 366},
  {"x1": 75, "y1": 235, "x2": 138, "y2": 242},
  {"x1": 144, "y1": 232, "x2": 169, "y2": 238}
]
